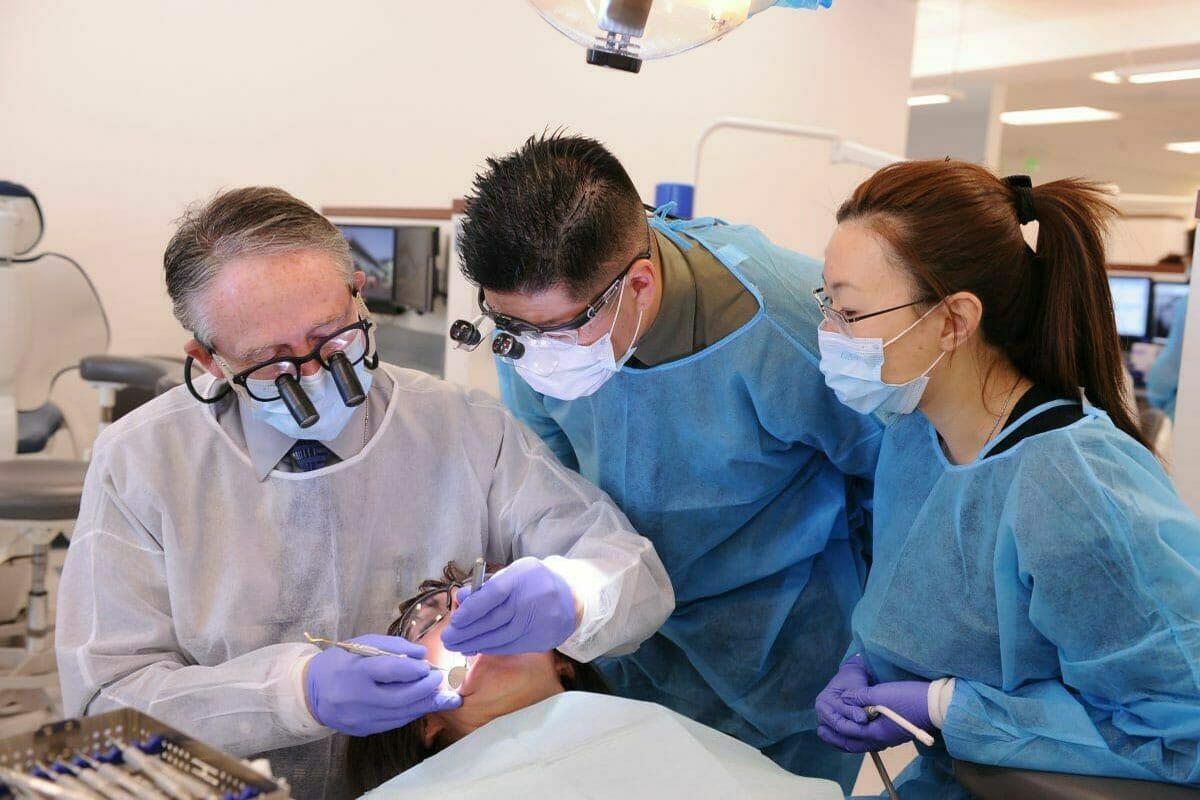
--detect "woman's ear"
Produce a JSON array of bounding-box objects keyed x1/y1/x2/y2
[
  {"x1": 939, "y1": 292, "x2": 983, "y2": 352},
  {"x1": 419, "y1": 714, "x2": 446, "y2": 749}
]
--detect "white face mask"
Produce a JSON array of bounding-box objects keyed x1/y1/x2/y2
[
  {"x1": 515, "y1": 279, "x2": 643, "y2": 401},
  {"x1": 817, "y1": 304, "x2": 946, "y2": 415},
  {"x1": 245, "y1": 359, "x2": 374, "y2": 441}
]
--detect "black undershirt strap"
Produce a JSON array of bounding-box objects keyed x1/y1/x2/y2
[{"x1": 984, "y1": 384, "x2": 1084, "y2": 459}]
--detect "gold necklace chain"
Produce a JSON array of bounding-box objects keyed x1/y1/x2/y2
[{"x1": 985, "y1": 379, "x2": 1021, "y2": 447}]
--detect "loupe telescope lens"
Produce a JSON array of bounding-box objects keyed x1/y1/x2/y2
[
  {"x1": 275, "y1": 373, "x2": 319, "y2": 428},
  {"x1": 492, "y1": 332, "x2": 525, "y2": 359}
]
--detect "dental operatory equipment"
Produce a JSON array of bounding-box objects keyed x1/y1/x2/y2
[
  {"x1": 867, "y1": 704, "x2": 935, "y2": 747},
  {"x1": 0, "y1": 709, "x2": 287, "y2": 799},
  {"x1": 864, "y1": 704, "x2": 935, "y2": 800},
  {"x1": 529, "y1": 0, "x2": 832, "y2": 73}
]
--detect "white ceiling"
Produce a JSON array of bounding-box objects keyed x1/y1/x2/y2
[
  {"x1": 916, "y1": 0, "x2": 1133, "y2": 40},
  {"x1": 911, "y1": 2, "x2": 1200, "y2": 204},
  {"x1": 997, "y1": 45, "x2": 1200, "y2": 197}
]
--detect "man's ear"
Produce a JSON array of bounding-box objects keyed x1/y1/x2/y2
[
  {"x1": 184, "y1": 339, "x2": 223, "y2": 379},
  {"x1": 939, "y1": 292, "x2": 983, "y2": 352},
  {"x1": 353, "y1": 270, "x2": 366, "y2": 293},
  {"x1": 627, "y1": 259, "x2": 658, "y2": 313},
  {"x1": 419, "y1": 713, "x2": 447, "y2": 748}
]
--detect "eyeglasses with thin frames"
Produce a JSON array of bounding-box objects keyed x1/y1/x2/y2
[{"x1": 811, "y1": 286, "x2": 930, "y2": 336}]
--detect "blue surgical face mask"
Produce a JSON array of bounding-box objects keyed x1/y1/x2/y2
[
  {"x1": 246, "y1": 359, "x2": 374, "y2": 442},
  {"x1": 817, "y1": 304, "x2": 946, "y2": 415},
  {"x1": 514, "y1": 278, "x2": 643, "y2": 401}
]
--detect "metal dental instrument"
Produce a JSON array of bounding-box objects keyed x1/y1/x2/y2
[
  {"x1": 48, "y1": 762, "x2": 131, "y2": 800},
  {"x1": 869, "y1": 752, "x2": 900, "y2": 800},
  {"x1": 133, "y1": 754, "x2": 215, "y2": 800},
  {"x1": 442, "y1": 558, "x2": 488, "y2": 691},
  {"x1": 304, "y1": 631, "x2": 468, "y2": 689},
  {"x1": 0, "y1": 766, "x2": 93, "y2": 800},
  {"x1": 76, "y1": 756, "x2": 162, "y2": 800},
  {"x1": 863, "y1": 704, "x2": 935, "y2": 800},
  {"x1": 303, "y1": 632, "x2": 415, "y2": 659},
  {"x1": 112, "y1": 743, "x2": 191, "y2": 800},
  {"x1": 31, "y1": 765, "x2": 101, "y2": 800},
  {"x1": 470, "y1": 557, "x2": 486, "y2": 592}
]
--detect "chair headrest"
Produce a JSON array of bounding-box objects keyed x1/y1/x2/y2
[{"x1": 0, "y1": 180, "x2": 45, "y2": 256}]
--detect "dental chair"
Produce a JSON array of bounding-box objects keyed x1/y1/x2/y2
[
  {"x1": 0, "y1": 182, "x2": 182, "y2": 732},
  {"x1": 954, "y1": 760, "x2": 1200, "y2": 798}
]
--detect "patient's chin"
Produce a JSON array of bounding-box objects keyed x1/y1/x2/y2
[{"x1": 456, "y1": 652, "x2": 556, "y2": 703}]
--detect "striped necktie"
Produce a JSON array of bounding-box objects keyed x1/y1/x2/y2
[{"x1": 289, "y1": 439, "x2": 332, "y2": 472}]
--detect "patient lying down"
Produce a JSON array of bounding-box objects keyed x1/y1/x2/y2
[
  {"x1": 346, "y1": 562, "x2": 841, "y2": 799},
  {"x1": 346, "y1": 562, "x2": 607, "y2": 794}
]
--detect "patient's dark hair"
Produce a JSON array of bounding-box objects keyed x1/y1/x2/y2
[{"x1": 345, "y1": 561, "x2": 610, "y2": 795}]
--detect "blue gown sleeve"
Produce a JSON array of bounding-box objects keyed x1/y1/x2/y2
[
  {"x1": 941, "y1": 435, "x2": 1200, "y2": 784},
  {"x1": 752, "y1": 245, "x2": 883, "y2": 482},
  {"x1": 1147, "y1": 296, "x2": 1186, "y2": 419},
  {"x1": 495, "y1": 358, "x2": 580, "y2": 471}
]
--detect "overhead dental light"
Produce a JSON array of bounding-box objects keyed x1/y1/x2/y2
[{"x1": 529, "y1": 0, "x2": 832, "y2": 74}]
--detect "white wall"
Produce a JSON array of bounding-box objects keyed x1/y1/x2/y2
[
  {"x1": 0, "y1": 0, "x2": 917, "y2": 361},
  {"x1": 1106, "y1": 217, "x2": 1192, "y2": 265}
]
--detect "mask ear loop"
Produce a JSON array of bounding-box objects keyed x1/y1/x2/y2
[
  {"x1": 609, "y1": 265, "x2": 647, "y2": 365},
  {"x1": 883, "y1": 299, "x2": 944, "y2": 348}
]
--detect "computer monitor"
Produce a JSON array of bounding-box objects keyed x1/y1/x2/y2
[
  {"x1": 1107, "y1": 276, "x2": 1151, "y2": 339},
  {"x1": 336, "y1": 223, "x2": 439, "y2": 314},
  {"x1": 1151, "y1": 280, "x2": 1189, "y2": 341}
]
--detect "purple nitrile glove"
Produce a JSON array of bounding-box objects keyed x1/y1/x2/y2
[
  {"x1": 818, "y1": 679, "x2": 933, "y2": 753},
  {"x1": 441, "y1": 557, "x2": 577, "y2": 655},
  {"x1": 305, "y1": 634, "x2": 462, "y2": 737},
  {"x1": 815, "y1": 654, "x2": 874, "y2": 735}
]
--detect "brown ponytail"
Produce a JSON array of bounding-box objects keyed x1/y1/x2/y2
[{"x1": 837, "y1": 159, "x2": 1150, "y2": 450}]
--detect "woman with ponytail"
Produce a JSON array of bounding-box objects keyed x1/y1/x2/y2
[{"x1": 811, "y1": 160, "x2": 1200, "y2": 795}]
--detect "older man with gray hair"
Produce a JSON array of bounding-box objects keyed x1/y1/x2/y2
[{"x1": 55, "y1": 187, "x2": 673, "y2": 798}]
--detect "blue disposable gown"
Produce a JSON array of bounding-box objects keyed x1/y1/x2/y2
[
  {"x1": 851, "y1": 402, "x2": 1200, "y2": 797},
  {"x1": 1148, "y1": 296, "x2": 1188, "y2": 420},
  {"x1": 497, "y1": 216, "x2": 883, "y2": 791}
]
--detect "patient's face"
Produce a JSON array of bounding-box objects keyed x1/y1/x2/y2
[{"x1": 415, "y1": 587, "x2": 569, "y2": 745}]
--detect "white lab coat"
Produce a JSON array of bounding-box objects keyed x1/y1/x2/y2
[
  {"x1": 365, "y1": 692, "x2": 844, "y2": 799},
  {"x1": 55, "y1": 364, "x2": 673, "y2": 797}
]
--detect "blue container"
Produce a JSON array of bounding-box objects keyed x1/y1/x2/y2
[{"x1": 654, "y1": 182, "x2": 695, "y2": 219}]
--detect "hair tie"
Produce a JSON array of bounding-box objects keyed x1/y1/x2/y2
[{"x1": 1003, "y1": 175, "x2": 1037, "y2": 224}]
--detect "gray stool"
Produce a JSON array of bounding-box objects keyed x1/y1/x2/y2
[
  {"x1": 0, "y1": 460, "x2": 87, "y2": 657},
  {"x1": 954, "y1": 759, "x2": 1200, "y2": 798},
  {"x1": 0, "y1": 459, "x2": 87, "y2": 723}
]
